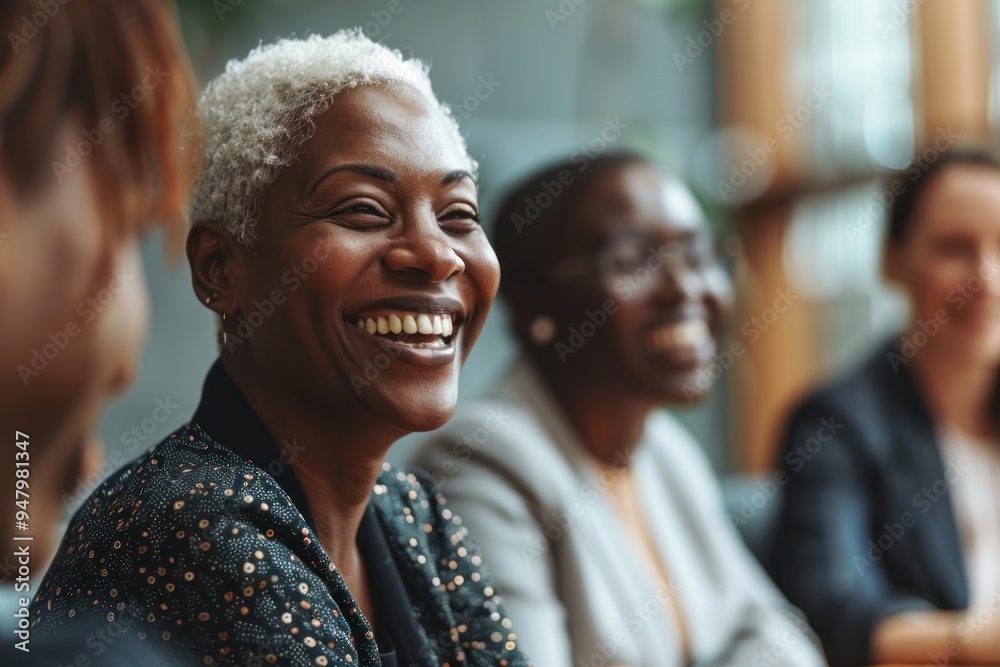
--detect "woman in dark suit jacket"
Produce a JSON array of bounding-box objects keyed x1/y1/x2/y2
[{"x1": 769, "y1": 150, "x2": 1000, "y2": 667}]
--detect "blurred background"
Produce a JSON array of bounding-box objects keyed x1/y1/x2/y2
[{"x1": 101, "y1": 0, "x2": 1000, "y2": 535}]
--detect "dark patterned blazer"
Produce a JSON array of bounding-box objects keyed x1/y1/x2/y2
[{"x1": 30, "y1": 361, "x2": 530, "y2": 667}]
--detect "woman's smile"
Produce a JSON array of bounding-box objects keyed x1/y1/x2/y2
[
  {"x1": 345, "y1": 294, "x2": 466, "y2": 367},
  {"x1": 643, "y1": 317, "x2": 714, "y2": 356}
]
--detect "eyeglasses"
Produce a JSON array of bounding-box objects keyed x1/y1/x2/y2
[{"x1": 546, "y1": 231, "x2": 737, "y2": 284}]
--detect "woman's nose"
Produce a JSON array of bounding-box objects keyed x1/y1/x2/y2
[
  {"x1": 650, "y1": 260, "x2": 703, "y2": 305},
  {"x1": 382, "y1": 213, "x2": 465, "y2": 282}
]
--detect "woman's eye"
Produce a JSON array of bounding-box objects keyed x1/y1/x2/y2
[
  {"x1": 332, "y1": 203, "x2": 382, "y2": 216},
  {"x1": 601, "y1": 238, "x2": 651, "y2": 274},
  {"x1": 439, "y1": 207, "x2": 481, "y2": 230},
  {"x1": 936, "y1": 238, "x2": 975, "y2": 259},
  {"x1": 327, "y1": 202, "x2": 390, "y2": 228},
  {"x1": 609, "y1": 249, "x2": 646, "y2": 273},
  {"x1": 688, "y1": 239, "x2": 717, "y2": 268}
]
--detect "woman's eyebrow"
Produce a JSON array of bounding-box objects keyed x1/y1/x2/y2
[
  {"x1": 442, "y1": 169, "x2": 474, "y2": 186},
  {"x1": 306, "y1": 165, "x2": 473, "y2": 199},
  {"x1": 608, "y1": 227, "x2": 700, "y2": 241},
  {"x1": 307, "y1": 163, "x2": 396, "y2": 199}
]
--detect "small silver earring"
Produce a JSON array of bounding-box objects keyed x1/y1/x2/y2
[
  {"x1": 530, "y1": 316, "x2": 555, "y2": 345},
  {"x1": 221, "y1": 313, "x2": 228, "y2": 347},
  {"x1": 205, "y1": 291, "x2": 219, "y2": 305}
]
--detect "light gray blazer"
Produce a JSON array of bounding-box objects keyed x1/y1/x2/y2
[{"x1": 408, "y1": 357, "x2": 826, "y2": 667}]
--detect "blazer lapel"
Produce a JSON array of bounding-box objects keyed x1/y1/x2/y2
[
  {"x1": 884, "y1": 360, "x2": 969, "y2": 609},
  {"x1": 371, "y1": 483, "x2": 458, "y2": 646}
]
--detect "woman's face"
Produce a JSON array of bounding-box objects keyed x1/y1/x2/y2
[
  {"x1": 539, "y1": 163, "x2": 730, "y2": 403},
  {"x1": 237, "y1": 84, "x2": 499, "y2": 433},
  {"x1": 0, "y1": 119, "x2": 151, "y2": 444},
  {"x1": 887, "y1": 165, "x2": 1000, "y2": 363}
]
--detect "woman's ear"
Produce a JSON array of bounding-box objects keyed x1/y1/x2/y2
[
  {"x1": 508, "y1": 284, "x2": 563, "y2": 346},
  {"x1": 187, "y1": 220, "x2": 242, "y2": 316},
  {"x1": 77, "y1": 435, "x2": 105, "y2": 495},
  {"x1": 503, "y1": 287, "x2": 534, "y2": 337}
]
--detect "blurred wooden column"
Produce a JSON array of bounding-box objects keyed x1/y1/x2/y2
[
  {"x1": 914, "y1": 0, "x2": 992, "y2": 145},
  {"x1": 716, "y1": 0, "x2": 996, "y2": 473},
  {"x1": 715, "y1": 0, "x2": 821, "y2": 472}
]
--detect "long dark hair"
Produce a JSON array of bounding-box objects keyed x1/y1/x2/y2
[{"x1": 885, "y1": 148, "x2": 1000, "y2": 428}]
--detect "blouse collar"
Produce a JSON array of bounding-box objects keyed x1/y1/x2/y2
[
  {"x1": 191, "y1": 358, "x2": 318, "y2": 532},
  {"x1": 188, "y1": 359, "x2": 425, "y2": 662}
]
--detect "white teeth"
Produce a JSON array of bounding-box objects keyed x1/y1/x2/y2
[
  {"x1": 649, "y1": 319, "x2": 710, "y2": 350},
  {"x1": 355, "y1": 312, "x2": 457, "y2": 338}
]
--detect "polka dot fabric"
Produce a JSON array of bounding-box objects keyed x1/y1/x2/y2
[{"x1": 30, "y1": 425, "x2": 530, "y2": 666}]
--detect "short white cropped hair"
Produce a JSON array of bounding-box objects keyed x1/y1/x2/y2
[{"x1": 191, "y1": 29, "x2": 474, "y2": 245}]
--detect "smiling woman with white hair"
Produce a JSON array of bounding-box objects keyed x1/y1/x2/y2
[{"x1": 31, "y1": 30, "x2": 530, "y2": 667}]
